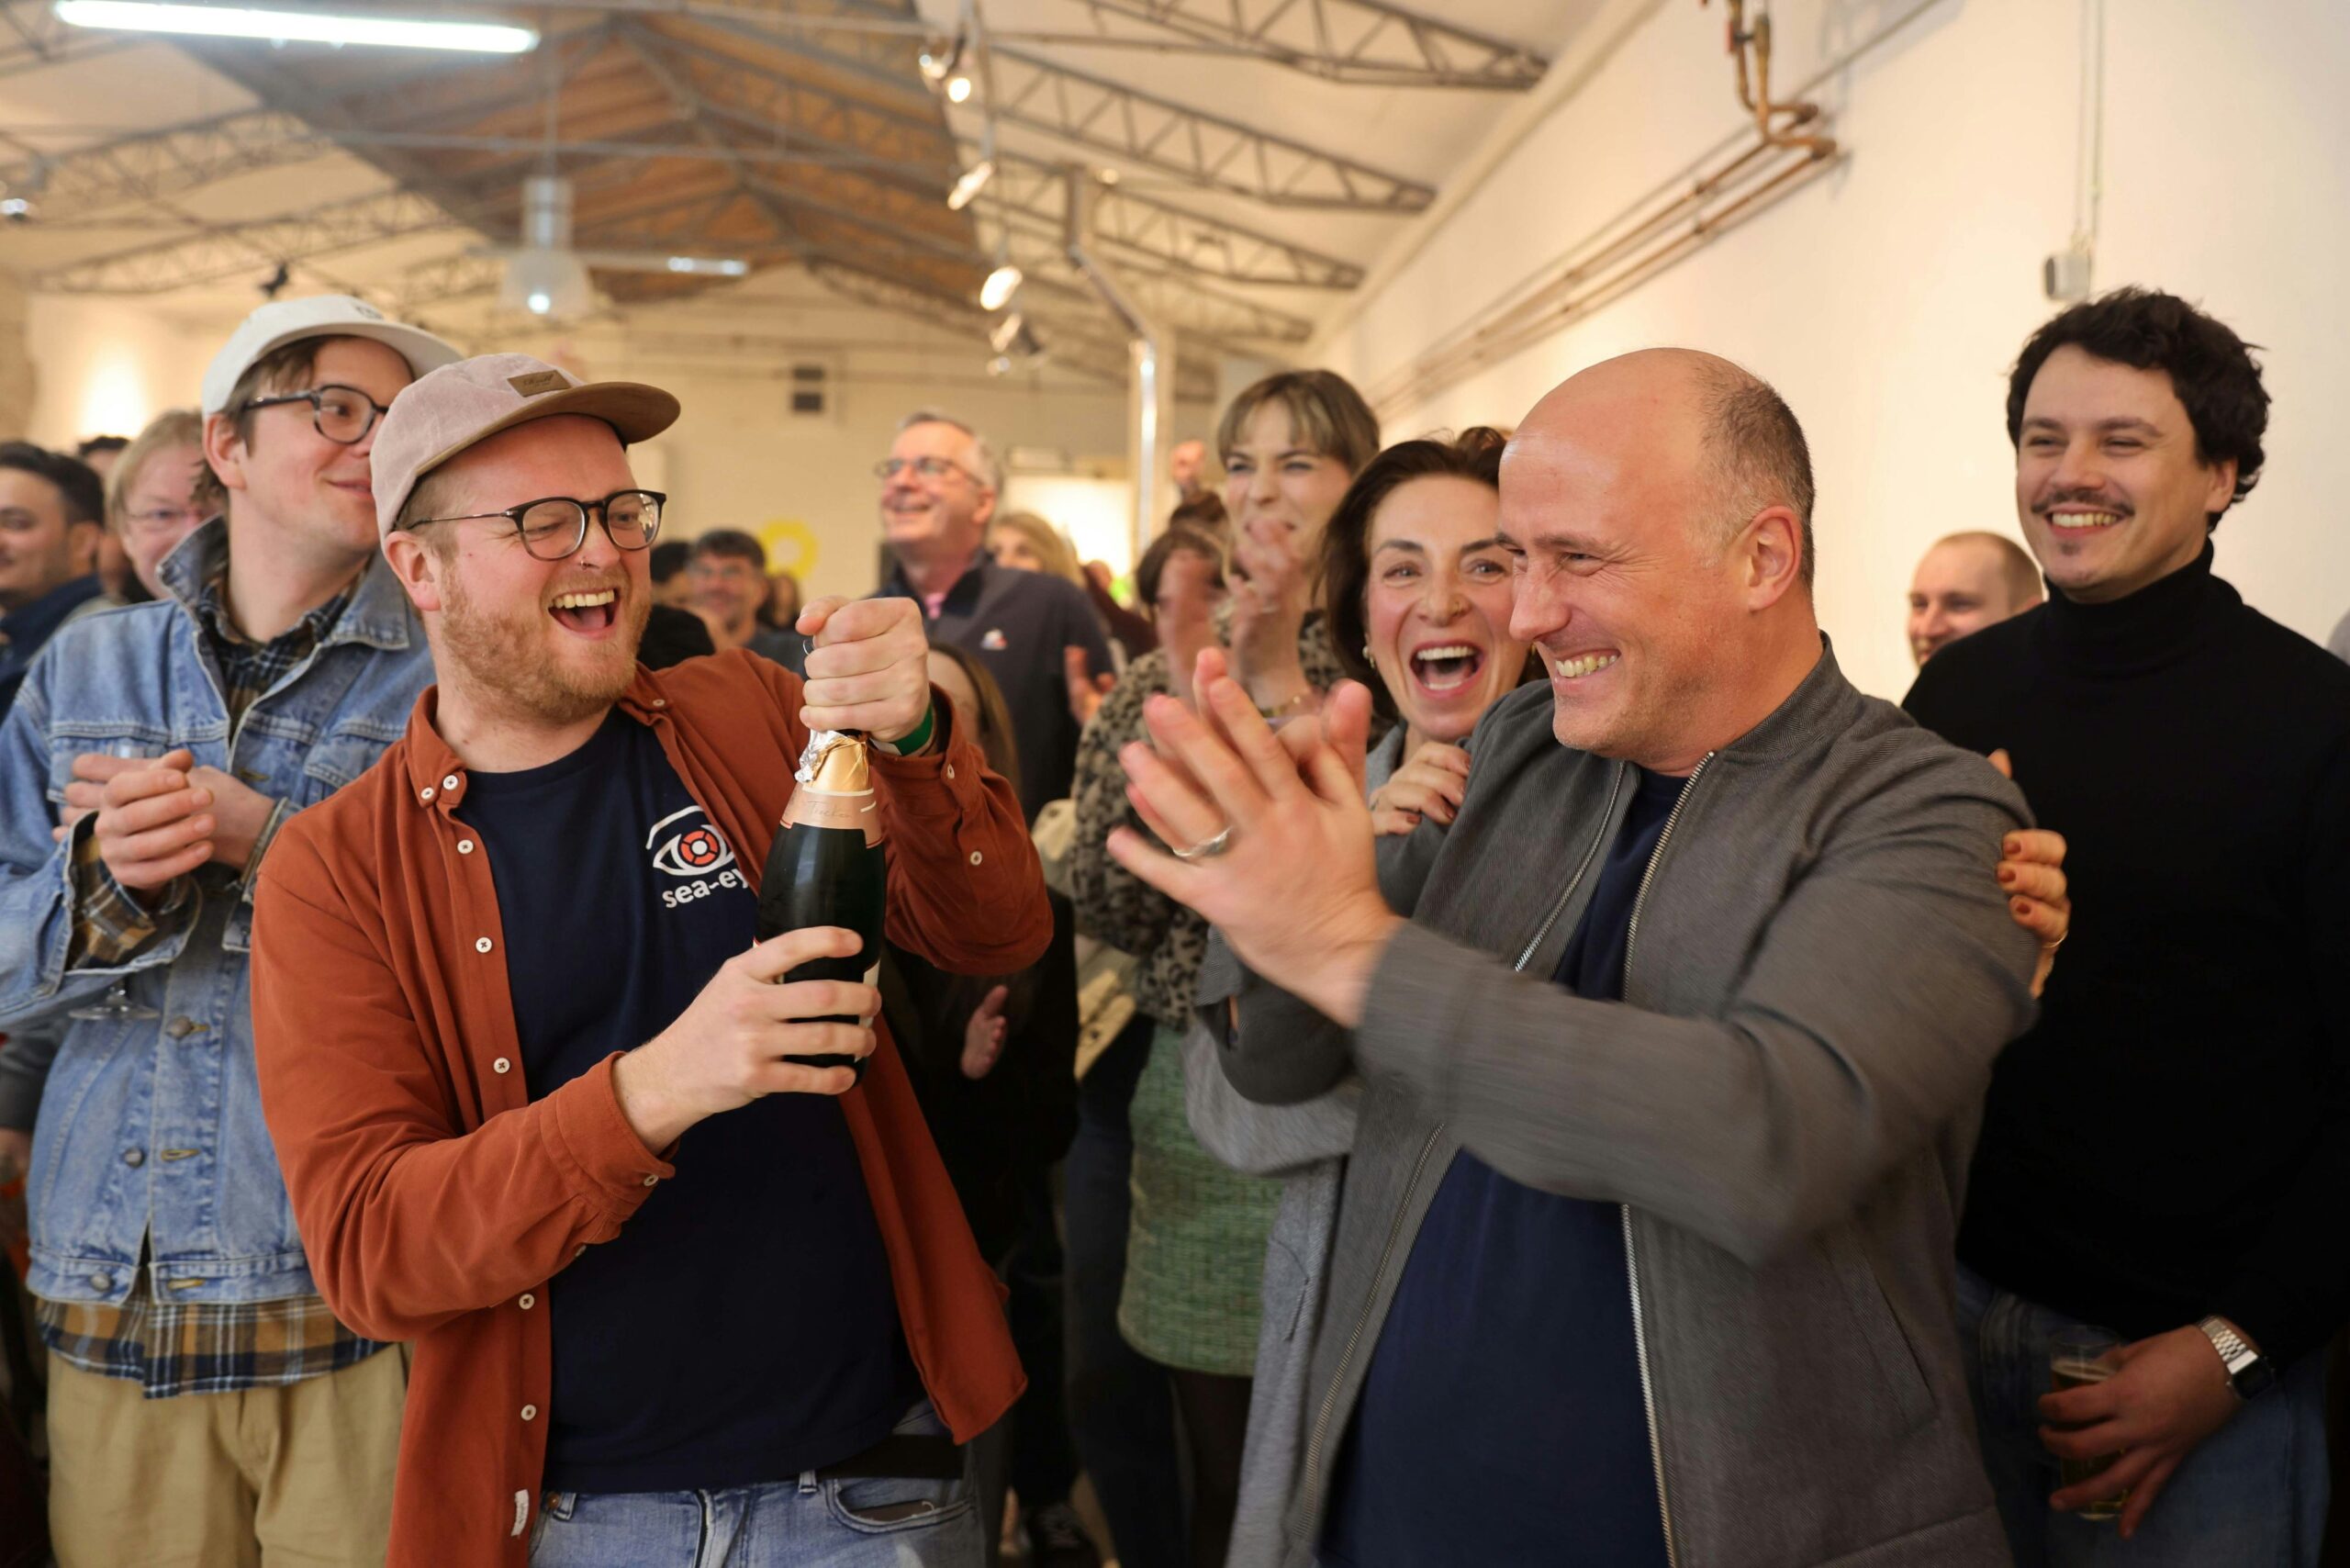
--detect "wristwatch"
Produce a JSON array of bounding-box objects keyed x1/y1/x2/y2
[{"x1": 2197, "y1": 1316, "x2": 2278, "y2": 1399}]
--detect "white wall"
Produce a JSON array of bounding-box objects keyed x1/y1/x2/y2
[
  {"x1": 615, "y1": 365, "x2": 1155, "y2": 602},
  {"x1": 1317, "y1": 0, "x2": 2350, "y2": 700},
  {"x1": 16, "y1": 295, "x2": 214, "y2": 450}
]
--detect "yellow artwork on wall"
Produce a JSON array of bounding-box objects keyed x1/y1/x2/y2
[{"x1": 756, "y1": 518, "x2": 820, "y2": 578}]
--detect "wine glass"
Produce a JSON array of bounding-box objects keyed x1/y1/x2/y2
[{"x1": 67, "y1": 739, "x2": 163, "y2": 1023}]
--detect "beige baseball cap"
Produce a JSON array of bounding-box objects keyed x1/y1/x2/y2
[{"x1": 371, "y1": 353, "x2": 680, "y2": 537}]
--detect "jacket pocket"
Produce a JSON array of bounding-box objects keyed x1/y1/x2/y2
[
  {"x1": 298, "y1": 725, "x2": 402, "y2": 803},
  {"x1": 1819, "y1": 1222, "x2": 1934, "y2": 1433}
]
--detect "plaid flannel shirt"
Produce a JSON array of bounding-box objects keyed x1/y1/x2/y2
[{"x1": 39, "y1": 562, "x2": 385, "y2": 1396}]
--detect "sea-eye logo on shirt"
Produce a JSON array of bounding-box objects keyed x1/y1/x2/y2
[
  {"x1": 980, "y1": 628, "x2": 1009, "y2": 650},
  {"x1": 647, "y1": 805, "x2": 746, "y2": 909}
]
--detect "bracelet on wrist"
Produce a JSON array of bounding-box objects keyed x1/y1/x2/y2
[
  {"x1": 1257, "y1": 689, "x2": 1317, "y2": 723},
  {"x1": 873, "y1": 702, "x2": 936, "y2": 756}
]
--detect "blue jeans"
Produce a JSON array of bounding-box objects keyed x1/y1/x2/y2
[
  {"x1": 1956, "y1": 1262, "x2": 2330, "y2": 1567},
  {"x1": 528, "y1": 1401, "x2": 982, "y2": 1567}
]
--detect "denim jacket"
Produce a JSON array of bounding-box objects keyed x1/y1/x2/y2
[{"x1": 0, "y1": 521, "x2": 430, "y2": 1306}]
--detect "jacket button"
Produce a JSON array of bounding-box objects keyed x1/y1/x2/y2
[
  {"x1": 420, "y1": 787, "x2": 435, "y2": 801},
  {"x1": 457, "y1": 839, "x2": 476, "y2": 855},
  {"x1": 493, "y1": 1057, "x2": 511, "y2": 1074},
  {"x1": 442, "y1": 774, "x2": 461, "y2": 791},
  {"x1": 476, "y1": 937, "x2": 494, "y2": 954},
  {"x1": 651, "y1": 698, "x2": 666, "y2": 708},
  {"x1": 642, "y1": 1174, "x2": 658, "y2": 1187},
  {"x1": 520, "y1": 1405, "x2": 538, "y2": 1421},
  {"x1": 89, "y1": 1271, "x2": 112, "y2": 1291},
  {"x1": 123, "y1": 1148, "x2": 144, "y2": 1167},
  {"x1": 968, "y1": 850, "x2": 983, "y2": 866},
  {"x1": 944, "y1": 764, "x2": 955, "y2": 779},
  {"x1": 518, "y1": 1293, "x2": 535, "y2": 1309}
]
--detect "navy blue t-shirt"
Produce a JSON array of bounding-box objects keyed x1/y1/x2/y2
[
  {"x1": 454, "y1": 711, "x2": 911, "y2": 1495},
  {"x1": 1323, "y1": 767, "x2": 1686, "y2": 1568}
]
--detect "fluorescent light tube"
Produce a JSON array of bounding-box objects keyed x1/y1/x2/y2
[{"x1": 53, "y1": 2, "x2": 538, "y2": 53}]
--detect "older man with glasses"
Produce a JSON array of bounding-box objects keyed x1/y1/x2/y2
[
  {"x1": 246, "y1": 353, "x2": 1048, "y2": 1568},
  {"x1": 873, "y1": 411, "x2": 1112, "y2": 826},
  {"x1": 0, "y1": 293, "x2": 459, "y2": 1565}
]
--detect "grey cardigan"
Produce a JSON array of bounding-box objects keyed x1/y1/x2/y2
[
  {"x1": 1209, "y1": 643, "x2": 2039, "y2": 1568},
  {"x1": 1182, "y1": 727, "x2": 1402, "y2": 1568}
]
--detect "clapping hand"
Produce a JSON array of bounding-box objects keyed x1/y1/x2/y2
[{"x1": 1108, "y1": 649, "x2": 1398, "y2": 1026}]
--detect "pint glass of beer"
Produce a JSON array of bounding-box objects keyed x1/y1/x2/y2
[{"x1": 2048, "y1": 1327, "x2": 2126, "y2": 1521}]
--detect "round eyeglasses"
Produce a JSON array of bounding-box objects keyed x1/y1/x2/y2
[
  {"x1": 405, "y1": 489, "x2": 666, "y2": 561},
  {"x1": 239, "y1": 385, "x2": 396, "y2": 445}
]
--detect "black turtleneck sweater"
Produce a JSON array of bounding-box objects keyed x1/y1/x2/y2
[{"x1": 1904, "y1": 543, "x2": 2350, "y2": 1369}]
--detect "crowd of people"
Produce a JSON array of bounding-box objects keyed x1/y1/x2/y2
[{"x1": 0, "y1": 278, "x2": 2339, "y2": 1568}]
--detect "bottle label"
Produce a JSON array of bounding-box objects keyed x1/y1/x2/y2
[{"x1": 780, "y1": 786, "x2": 883, "y2": 846}]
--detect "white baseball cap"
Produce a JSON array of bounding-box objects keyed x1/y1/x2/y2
[{"x1": 199, "y1": 294, "x2": 463, "y2": 415}]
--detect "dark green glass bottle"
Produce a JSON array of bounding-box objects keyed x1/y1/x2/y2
[{"x1": 756, "y1": 730, "x2": 884, "y2": 1080}]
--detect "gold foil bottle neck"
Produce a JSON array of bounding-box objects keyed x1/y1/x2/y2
[
  {"x1": 783, "y1": 729, "x2": 881, "y2": 843},
  {"x1": 795, "y1": 729, "x2": 872, "y2": 794}
]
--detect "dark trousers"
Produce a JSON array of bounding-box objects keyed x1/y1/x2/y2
[
  {"x1": 1005, "y1": 1161, "x2": 1080, "y2": 1509},
  {"x1": 1064, "y1": 1014, "x2": 1185, "y2": 1568},
  {"x1": 976, "y1": 1162, "x2": 1085, "y2": 1562}
]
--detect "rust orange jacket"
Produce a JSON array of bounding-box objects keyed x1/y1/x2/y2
[{"x1": 250, "y1": 651, "x2": 1045, "y2": 1568}]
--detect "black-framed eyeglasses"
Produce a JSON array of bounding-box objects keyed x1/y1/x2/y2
[
  {"x1": 239, "y1": 385, "x2": 395, "y2": 445},
  {"x1": 874, "y1": 454, "x2": 981, "y2": 485},
  {"x1": 405, "y1": 489, "x2": 666, "y2": 561}
]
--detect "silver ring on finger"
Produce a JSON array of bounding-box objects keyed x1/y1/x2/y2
[{"x1": 1173, "y1": 825, "x2": 1234, "y2": 861}]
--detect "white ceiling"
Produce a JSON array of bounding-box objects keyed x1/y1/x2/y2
[{"x1": 0, "y1": 0, "x2": 1607, "y2": 369}]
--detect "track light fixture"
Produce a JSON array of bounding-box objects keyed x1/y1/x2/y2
[
  {"x1": 979, "y1": 263, "x2": 1023, "y2": 312},
  {"x1": 947, "y1": 159, "x2": 995, "y2": 212}
]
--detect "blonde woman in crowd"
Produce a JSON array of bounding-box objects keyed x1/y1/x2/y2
[
  {"x1": 105, "y1": 409, "x2": 209, "y2": 603},
  {"x1": 1068, "y1": 369, "x2": 1382, "y2": 1568}
]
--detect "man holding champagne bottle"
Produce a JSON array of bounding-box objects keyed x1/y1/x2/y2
[{"x1": 247, "y1": 354, "x2": 1052, "y2": 1568}]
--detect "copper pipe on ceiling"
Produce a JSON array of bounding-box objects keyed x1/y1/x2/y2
[{"x1": 1364, "y1": 0, "x2": 1850, "y2": 418}]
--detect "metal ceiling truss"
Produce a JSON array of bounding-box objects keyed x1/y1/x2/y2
[
  {"x1": 982, "y1": 151, "x2": 1360, "y2": 287},
  {"x1": 506, "y1": 0, "x2": 1540, "y2": 90},
  {"x1": 0, "y1": 1, "x2": 135, "y2": 80},
  {"x1": 35, "y1": 188, "x2": 457, "y2": 294},
  {"x1": 798, "y1": 260, "x2": 1220, "y2": 399},
  {"x1": 620, "y1": 23, "x2": 956, "y2": 197},
  {"x1": 648, "y1": 1, "x2": 1432, "y2": 211},
  {"x1": 984, "y1": 47, "x2": 1430, "y2": 210},
  {"x1": 6, "y1": 0, "x2": 1385, "y2": 361},
  {"x1": 1022, "y1": 0, "x2": 1547, "y2": 88},
  {"x1": 728, "y1": 170, "x2": 1304, "y2": 344}
]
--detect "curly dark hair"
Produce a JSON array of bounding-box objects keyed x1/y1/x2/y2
[
  {"x1": 2007, "y1": 286, "x2": 2268, "y2": 528},
  {"x1": 1320, "y1": 427, "x2": 1541, "y2": 723}
]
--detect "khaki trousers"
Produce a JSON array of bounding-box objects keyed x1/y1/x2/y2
[{"x1": 47, "y1": 1343, "x2": 407, "y2": 1568}]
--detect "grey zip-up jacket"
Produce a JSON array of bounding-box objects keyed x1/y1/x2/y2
[{"x1": 1214, "y1": 643, "x2": 2038, "y2": 1568}]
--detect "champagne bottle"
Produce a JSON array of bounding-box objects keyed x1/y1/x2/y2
[{"x1": 756, "y1": 729, "x2": 886, "y2": 1080}]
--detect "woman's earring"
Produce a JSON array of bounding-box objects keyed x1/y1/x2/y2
[{"x1": 1362, "y1": 643, "x2": 1376, "y2": 671}]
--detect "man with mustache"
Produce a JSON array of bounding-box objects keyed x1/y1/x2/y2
[
  {"x1": 246, "y1": 354, "x2": 1049, "y2": 1567},
  {"x1": 1905, "y1": 288, "x2": 2349, "y2": 1564}
]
